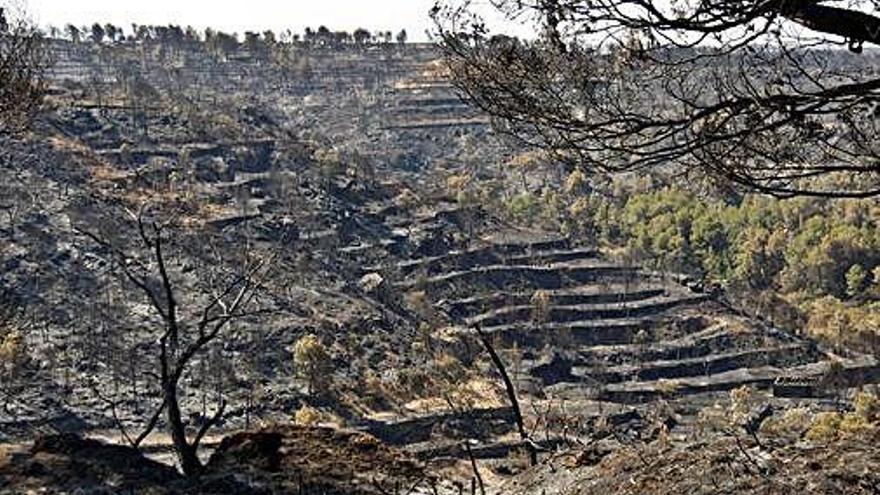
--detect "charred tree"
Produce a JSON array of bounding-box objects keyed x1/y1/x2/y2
[{"x1": 433, "y1": 0, "x2": 880, "y2": 198}]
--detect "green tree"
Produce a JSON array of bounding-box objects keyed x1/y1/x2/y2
[
  {"x1": 104, "y1": 23, "x2": 118, "y2": 43},
  {"x1": 805, "y1": 225, "x2": 875, "y2": 297},
  {"x1": 731, "y1": 227, "x2": 786, "y2": 291},
  {"x1": 846, "y1": 264, "x2": 868, "y2": 299},
  {"x1": 807, "y1": 297, "x2": 851, "y2": 351},
  {"x1": 294, "y1": 334, "x2": 331, "y2": 396},
  {"x1": 65, "y1": 24, "x2": 81, "y2": 43},
  {"x1": 691, "y1": 211, "x2": 733, "y2": 282},
  {"x1": 623, "y1": 189, "x2": 698, "y2": 273}
]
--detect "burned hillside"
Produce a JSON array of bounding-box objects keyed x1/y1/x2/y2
[{"x1": 2, "y1": 15, "x2": 880, "y2": 495}]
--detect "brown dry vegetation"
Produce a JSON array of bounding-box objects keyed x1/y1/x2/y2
[
  {"x1": 0, "y1": 426, "x2": 437, "y2": 495},
  {"x1": 503, "y1": 432, "x2": 880, "y2": 495}
]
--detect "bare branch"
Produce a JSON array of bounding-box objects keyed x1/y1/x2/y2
[
  {"x1": 133, "y1": 399, "x2": 167, "y2": 448},
  {"x1": 192, "y1": 399, "x2": 226, "y2": 450},
  {"x1": 88, "y1": 381, "x2": 136, "y2": 447},
  {"x1": 434, "y1": 0, "x2": 880, "y2": 197}
]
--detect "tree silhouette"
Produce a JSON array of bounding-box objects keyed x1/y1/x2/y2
[
  {"x1": 354, "y1": 27, "x2": 371, "y2": 46},
  {"x1": 90, "y1": 23, "x2": 105, "y2": 44},
  {"x1": 433, "y1": 0, "x2": 880, "y2": 198},
  {"x1": 78, "y1": 207, "x2": 273, "y2": 477}
]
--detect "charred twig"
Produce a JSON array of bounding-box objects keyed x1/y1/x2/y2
[{"x1": 463, "y1": 441, "x2": 486, "y2": 495}]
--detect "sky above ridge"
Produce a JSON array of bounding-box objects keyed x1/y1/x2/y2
[{"x1": 23, "y1": 0, "x2": 532, "y2": 41}]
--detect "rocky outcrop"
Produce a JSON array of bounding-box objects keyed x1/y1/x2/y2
[
  {"x1": 0, "y1": 427, "x2": 437, "y2": 495},
  {"x1": 205, "y1": 426, "x2": 436, "y2": 495},
  {"x1": 0, "y1": 434, "x2": 196, "y2": 494}
]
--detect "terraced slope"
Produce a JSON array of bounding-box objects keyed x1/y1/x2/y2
[
  {"x1": 357, "y1": 231, "x2": 879, "y2": 460},
  {"x1": 19, "y1": 40, "x2": 880, "y2": 484}
]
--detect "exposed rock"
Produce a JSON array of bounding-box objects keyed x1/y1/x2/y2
[
  {"x1": 205, "y1": 426, "x2": 437, "y2": 494},
  {"x1": 0, "y1": 427, "x2": 437, "y2": 495},
  {"x1": 359, "y1": 272, "x2": 386, "y2": 296}
]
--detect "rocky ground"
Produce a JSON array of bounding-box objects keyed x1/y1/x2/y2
[
  {"x1": 0, "y1": 426, "x2": 440, "y2": 494},
  {"x1": 501, "y1": 430, "x2": 880, "y2": 495}
]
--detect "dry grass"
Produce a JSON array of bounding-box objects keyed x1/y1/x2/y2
[{"x1": 49, "y1": 134, "x2": 238, "y2": 227}]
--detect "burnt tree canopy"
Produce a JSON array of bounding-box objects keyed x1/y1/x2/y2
[
  {"x1": 0, "y1": 7, "x2": 47, "y2": 135},
  {"x1": 432, "y1": 0, "x2": 880, "y2": 198}
]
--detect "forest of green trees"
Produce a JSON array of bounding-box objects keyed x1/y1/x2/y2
[{"x1": 461, "y1": 172, "x2": 880, "y2": 352}]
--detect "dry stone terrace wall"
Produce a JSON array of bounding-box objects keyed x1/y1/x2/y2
[
  {"x1": 1, "y1": 55, "x2": 518, "y2": 448},
  {"x1": 44, "y1": 39, "x2": 508, "y2": 187},
  {"x1": 354, "y1": 229, "x2": 880, "y2": 460},
  {"x1": 0, "y1": 95, "x2": 433, "y2": 444},
  {"x1": 47, "y1": 40, "x2": 437, "y2": 92}
]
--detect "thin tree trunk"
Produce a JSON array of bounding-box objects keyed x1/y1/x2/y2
[
  {"x1": 464, "y1": 442, "x2": 486, "y2": 495},
  {"x1": 165, "y1": 380, "x2": 201, "y2": 476},
  {"x1": 473, "y1": 324, "x2": 537, "y2": 466}
]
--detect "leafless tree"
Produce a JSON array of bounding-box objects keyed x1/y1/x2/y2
[
  {"x1": 433, "y1": 0, "x2": 880, "y2": 198},
  {"x1": 473, "y1": 324, "x2": 538, "y2": 466},
  {"x1": 0, "y1": 5, "x2": 48, "y2": 135},
  {"x1": 78, "y1": 205, "x2": 273, "y2": 477}
]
